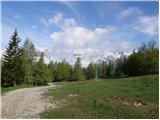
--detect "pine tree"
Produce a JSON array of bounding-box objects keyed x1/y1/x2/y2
[
  {"x1": 98, "y1": 60, "x2": 107, "y2": 79},
  {"x1": 48, "y1": 61, "x2": 55, "y2": 82},
  {"x1": 57, "y1": 59, "x2": 72, "y2": 81},
  {"x1": 106, "y1": 61, "x2": 114, "y2": 77},
  {"x1": 115, "y1": 58, "x2": 124, "y2": 76},
  {"x1": 34, "y1": 53, "x2": 51, "y2": 85},
  {"x1": 2, "y1": 29, "x2": 24, "y2": 87},
  {"x1": 72, "y1": 57, "x2": 85, "y2": 81},
  {"x1": 86, "y1": 62, "x2": 96, "y2": 80}
]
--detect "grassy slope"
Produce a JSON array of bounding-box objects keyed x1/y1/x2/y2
[
  {"x1": 1, "y1": 84, "x2": 34, "y2": 95},
  {"x1": 40, "y1": 74, "x2": 159, "y2": 119}
]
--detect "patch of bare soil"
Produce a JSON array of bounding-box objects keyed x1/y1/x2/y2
[
  {"x1": 92, "y1": 96, "x2": 150, "y2": 107},
  {"x1": 1, "y1": 84, "x2": 57, "y2": 119},
  {"x1": 106, "y1": 96, "x2": 148, "y2": 106}
]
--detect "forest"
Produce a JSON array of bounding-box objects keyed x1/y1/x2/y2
[{"x1": 1, "y1": 30, "x2": 159, "y2": 87}]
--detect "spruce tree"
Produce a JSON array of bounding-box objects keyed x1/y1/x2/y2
[
  {"x1": 2, "y1": 29, "x2": 24, "y2": 87},
  {"x1": 86, "y1": 62, "x2": 96, "y2": 80},
  {"x1": 48, "y1": 61, "x2": 55, "y2": 82},
  {"x1": 34, "y1": 53, "x2": 51, "y2": 85},
  {"x1": 57, "y1": 59, "x2": 72, "y2": 81},
  {"x1": 72, "y1": 57, "x2": 85, "y2": 81}
]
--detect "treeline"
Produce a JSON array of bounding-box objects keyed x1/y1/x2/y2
[
  {"x1": 48, "y1": 40, "x2": 158, "y2": 81},
  {"x1": 1, "y1": 30, "x2": 159, "y2": 87},
  {"x1": 1, "y1": 30, "x2": 85, "y2": 87},
  {"x1": 123, "y1": 41, "x2": 159, "y2": 76},
  {"x1": 2, "y1": 30, "x2": 51, "y2": 87},
  {"x1": 84, "y1": 40, "x2": 159, "y2": 79},
  {"x1": 48, "y1": 57, "x2": 85, "y2": 82}
]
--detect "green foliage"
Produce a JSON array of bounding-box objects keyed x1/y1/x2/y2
[
  {"x1": 86, "y1": 62, "x2": 96, "y2": 79},
  {"x1": 106, "y1": 61, "x2": 115, "y2": 77},
  {"x1": 98, "y1": 60, "x2": 108, "y2": 79},
  {"x1": 57, "y1": 59, "x2": 72, "y2": 81},
  {"x1": 145, "y1": 48, "x2": 159, "y2": 74},
  {"x1": 22, "y1": 39, "x2": 37, "y2": 85},
  {"x1": 123, "y1": 40, "x2": 159, "y2": 76},
  {"x1": 2, "y1": 30, "x2": 52, "y2": 87},
  {"x1": 123, "y1": 52, "x2": 144, "y2": 76},
  {"x1": 48, "y1": 61, "x2": 57, "y2": 81},
  {"x1": 34, "y1": 53, "x2": 51, "y2": 85},
  {"x1": 48, "y1": 60, "x2": 72, "y2": 82},
  {"x1": 115, "y1": 58, "x2": 124, "y2": 76},
  {"x1": 2, "y1": 30, "x2": 159, "y2": 86},
  {"x1": 72, "y1": 57, "x2": 85, "y2": 81},
  {"x1": 47, "y1": 58, "x2": 86, "y2": 82},
  {"x1": 2, "y1": 30, "x2": 25, "y2": 87}
]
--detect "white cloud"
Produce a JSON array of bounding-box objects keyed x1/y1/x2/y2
[
  {"x1": 63, "y1": 18, "x2": 76, "y2": 29},
  {"x1": 73, "y1": 48, "x2": 105, "y2": 59},
  {"x1": 134, "y1": 15, "x2": 158, "y2": 36},
  {"x1": 51, "y1": 25, "x2": 115, "y2": 47},
  {"x1": 41, "y1": 12, "x2": 63, "y2": 27},
  {"x1": 118, "y1": 7, "x2": 142, "y2": 19},
  {"x1": 3, "y1": 11, "x2": 134, "y2": 67},
  {"x1": 72, "y1": 48, "x2": 131, "y2": 67},
  {"x1": 49, "y1": 12, "x2": 63, "y2": 25},
  {"x1": 119, "y1": 7, "x2": 158, "y2": 36},
  {"x1": 42, "y1": 46, "x2": 131, "y2": 67},
  {"x1": 48, "y1": 16, "x2": 133, "y2": 67},
  {"x1": 118, "y1": 42, "x2": 131, "y2": 51},
  {"x1": 35, "y1": 44, "x2": 46, "y2": 52}
]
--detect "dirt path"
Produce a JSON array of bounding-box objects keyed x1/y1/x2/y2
[{"x1": 1, "y1": 83, "x2": 56, "y2": 119}]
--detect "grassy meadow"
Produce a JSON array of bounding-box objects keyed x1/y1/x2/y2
[{"x1": 40, "y1": 74, "x2": 159, "y2": 119}]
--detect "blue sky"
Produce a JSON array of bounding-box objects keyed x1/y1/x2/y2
[{"x1": 1, "y1": 1, "x2": 159, "y2": 67}]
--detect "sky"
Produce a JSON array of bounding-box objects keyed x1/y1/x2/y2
[{"x1": 1, "y1": 1, "x2": 159, "y2": 67}]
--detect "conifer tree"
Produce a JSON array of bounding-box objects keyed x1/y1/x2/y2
[
  {"x1": 86, "y1": 62, "x2": 96, "y2": 80},
  {"x1": 34, "y1": 53, "x2": 51, "y2": 85},
  {"x1": 72, "y1": 57, "x2": 85, "y2": 81},
  {"x1": 57, "y1": 59, "x2": 72, "y2": 81},
  {"x1": 2, "y1": 29, "x2": 24, "y2": 87}
]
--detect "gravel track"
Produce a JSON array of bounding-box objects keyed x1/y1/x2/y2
[{"x1": 1, "y1": 84, "x2": 56, "y2": 119}]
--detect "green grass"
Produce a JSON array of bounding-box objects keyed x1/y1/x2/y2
[
  {"x1": 40, "y1": 74, "x2": 159, "y2": 119},
  {"x1": 1, "y1": 84, "x2": 34, "y2": 95}
]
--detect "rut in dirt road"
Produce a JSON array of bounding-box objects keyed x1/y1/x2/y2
[{"x1": 1, "y1": 84, "x2": 57, "y2": 119}]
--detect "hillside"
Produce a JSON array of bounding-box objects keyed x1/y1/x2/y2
[{"x1": 40, "y1": 74, "x2": 159, "y2": 119}]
